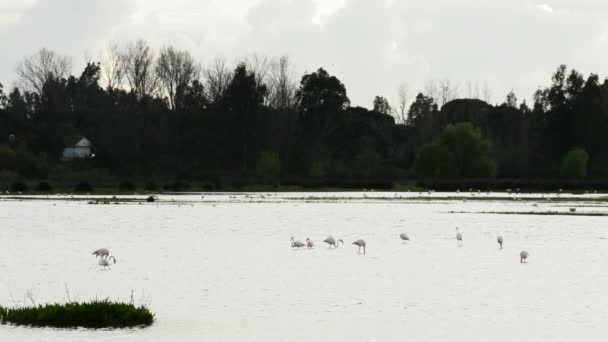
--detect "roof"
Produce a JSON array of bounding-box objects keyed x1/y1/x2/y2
[{"x1": 74, "y1": 137, "x2": 91, "y2": 147}]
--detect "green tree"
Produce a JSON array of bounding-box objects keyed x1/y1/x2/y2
[
  {"x1": 256, "y1": 151, "x2": 281, "y2": 179},
  {"x1": 372, "y1": 96, "x2": 391, "y2": 115},
  {"x1": 296, "y1": 68, "x2": 349, "y2": 113},
  {"x1": 413, "y1": 123, "x2": 496, "y2": 178},
  {"x1": 413, "y1": 142, "x2": 455, "y2": 178},
  {"x1": 560, "y1": 148, "x2": 589, "y2": 178}
]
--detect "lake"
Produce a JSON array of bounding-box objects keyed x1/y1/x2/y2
[{"x1": 1, "y1": 192, "x2": 607, "y2": 341}]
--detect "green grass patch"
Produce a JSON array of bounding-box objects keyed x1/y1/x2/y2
[{"x1": 0, "y1": 300, "x2": 154, "y2": 329}]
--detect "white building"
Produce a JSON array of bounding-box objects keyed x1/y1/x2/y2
[{"x1": 62, "y1": 137, "x2": 92, "y2": 160}]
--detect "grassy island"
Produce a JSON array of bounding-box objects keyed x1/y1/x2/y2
[{"x1": 0, "y1": 300, "x2": 154, "y2": 329}]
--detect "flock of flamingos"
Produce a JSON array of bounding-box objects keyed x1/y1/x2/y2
[
  {"x1": 90, "y1": 228, "x2": 531, "y2": 269},
  {"x1": 290, "y1": 228, "x2": 530, "y2": 263}
]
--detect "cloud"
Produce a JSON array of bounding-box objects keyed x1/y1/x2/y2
[{"x1": 1, "y1": 0, "x2": 608, "y2": 108}]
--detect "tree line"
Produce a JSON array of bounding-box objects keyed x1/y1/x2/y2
[{"x1": 1, "y1": 41, "x2": 607, "y2": 189}]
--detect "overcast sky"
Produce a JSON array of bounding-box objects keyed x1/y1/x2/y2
[{"x1": 1, "y1": 0, "x2": 607, "y2": 108}]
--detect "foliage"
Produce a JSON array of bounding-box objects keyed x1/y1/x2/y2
[
  {"x1": 74, "y1": 181, "x2": 93, "y2": 192},
  {"x1": 0, "y1": 300, "x2": 154, "y2": 328},
  {"x1": 560, "y1": 148, "x2": 589, "y2": 178},
  {"x1": 414, "y1": 123, "x2": 496, "y2": 178},
  {"x1": 256, "y1": 151, "x2": 281, "y2": 179}
]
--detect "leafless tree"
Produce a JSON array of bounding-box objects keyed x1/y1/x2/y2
[
  {"x1": 122, "y1": 39, "x2": 159, "y2": 99},
  {"x1": 16, "y1": 48, "x2": 72, "y2": 96},
  {"x1": 424, "y1": 79, "x2": 438, "y2": 102},
  {"x1": 482, "y1": 81, "x2": 493, "y2": 104},
  {"x1": 438, "y1": 78, "x2": 459, "y2": 106},
  {"x1": 100, "y1": 44, "x2": 124, "y2": 92},
  {"x1": 267, "y1": 55, "x2": 297, "y2": 110},
  {"x1": 394, "y1": 82, "x2": 410, "y2": 124},
  {"x1": 156, "y1": 46, "x2": 201, "y2": 110},
  {"x1": 465, "y1": 80, "x2": 481, "y2": 99},
  {"x1": 245, "y1": 54, "x2": 271, "y2": 91},
  {"x1": 203, "y1": 56, "x2": 232, "y2": 104}
]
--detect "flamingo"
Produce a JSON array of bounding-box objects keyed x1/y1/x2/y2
[
  {"x1": 306, "y1": 238, "x2": 315, "y2": 249},
  {"x1": 353, "y1": 239, "x2": 366, "y2": 254},
  {"x1": 497, "y1": 235, "x2": 504, "y2": 249},
  {"x1": 520, "y1": 251, "x2": 529, "y2": 263},
  {"x1": 92, "y1": 248, "x2": 110, "y2": 258},
  {"x1": 99, "y1": 256, "x2": 116, "y2": 270},
  {"x1": 456, "y1": 228, "x2": 463, "y2": 246},
  {"x1": 323, "y1": 236, "x2": 344, "y2": 248},
  {"x1": 400, "y1": 233, "x2": 410, "y2": 241},
  {"x1": 290, "y1": 237, "x2": 305, "y2": 248}
]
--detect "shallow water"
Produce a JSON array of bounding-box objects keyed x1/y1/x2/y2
[{"x1": 1, "y1": 193, "x2": 608, "y2": 341}]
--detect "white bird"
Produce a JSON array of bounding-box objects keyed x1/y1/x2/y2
[
  {"x1": 323, "y1": 236, "x2": 344, "y2": 248},
  {"x1": 520, "y1": 251, "x2": 529, "y2": 263},
  {"x1": 400, "y1": 233, "x2": 410, "y2": 241},
  {"x1": 92, "y1": 248, "x2": 110, "y2": 258},
  {"x1": 99, "y1": 256, "x2": 116, "y2": 270},
  {"x1": 290, "y1": 237, "x2": 305, "y2": 248},
  {"x1": 353, "y1": 239, "x2": 366, "y2": 254},
  {"x1": 456, "y1": 227, "x2": 463, "y2": 246},
  {"x1": 497, "y1": 235, "x2": 504, "y2": 249},
  {"x1": 306, "y1": 238, "x2": 315, "y2": 248}
]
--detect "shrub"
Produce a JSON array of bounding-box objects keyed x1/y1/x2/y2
[
  {"x1": 9, "y1": 180, "x2": 28, "y2": 192},
  {"x1": 144, "y1": 181, "x2": 159, "y2": 191},
  {"x1": 74, "y1": 182, "x2": 93, "y2": 192},
  {"x1": 561, "y1": 148, "x2": 589, "y2": 179},
  {"x1": 119, "y1": 181, "x2": 136, "y2": 191},
  {"x1": 256, "y1": 151, "x2": 281, "y2": 179},
  {"x1": 310, "y1": 161, "x2": 326, "y2": 178},
  {"x1": 414, "y1": 123, "x2": 496, "y2": 178},
  {"x1": 0, "y1": 300, "x2": 154, "y2": 328},
  {"x1": 35, "y1": 181, "x2": 53, "y2": 192},
  {"x1": 0, "y1": 145, "x2": 16, "y2": 170}
]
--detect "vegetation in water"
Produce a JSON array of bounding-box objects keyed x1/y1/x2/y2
[{"x1": 0, "y1": 300, "x2": 154, "y2": 329}]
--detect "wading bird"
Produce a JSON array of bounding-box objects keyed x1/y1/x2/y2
[
  {"x1": 290, "y1": 237, "x2": 306, "y2": 248},
  {"x1": 497, "y1": 235, "x2": 504, "y2": 249},
  {"x1": 306, "y1": 238, "x2": 315, "y2": 248},
  {"x1": 323, "y1": 236, "x2": 344, "y2": 248},
  {"x1": 456, "y1": 228, "x2": 463, "y2": 246},
  {"x1": 400, "y1": 233, "x2": 410, "y2": 241},
  {"x1": 520, "y1": 251, "x2": 529, "y2": 263},
  {"x1": 353, "y1": 239, "x2": 366, "y2": 254},
  {"x1": 99, "y1": 256, "x2": 116, "y2": 270},
  {"x1": 92, "y1": 248, "x2": 110, "y2": 258}
]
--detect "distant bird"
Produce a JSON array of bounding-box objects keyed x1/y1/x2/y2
[
  {"x1": 306, "y1": 238, "x2": 315, "y2": 249},
  {"x1": 323, "y1": 236, "x2": 344, "y2": 248},
  {"x1": 92, "y1": 248, "x2": 110, "y2": 258},
  {"x1": 456, "y1": 228, "x2": 463, "y2": 246},
  {"x1": 290, "y1": 237, "x2": 305, "y2": 248},
  {"x1": 99, "y1": 256, "x2": 116, "y2": 270},
  {"x1": 400, "y1": 233, "x2": 410, "y2": 241},
  {"x1": 497, "y1": 235, "x2": 504, "y2": 249},
  {"x1": 520, "y1": 251, "x2": 529, "y2": 263},
  {"x1": 353, "y1": 239, "x2": 367, "y2": 254}
]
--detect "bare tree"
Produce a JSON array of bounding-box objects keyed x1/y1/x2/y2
[
  {"x1": 465, "y1": 80, "x2": 481, "y2": 99},
  {"x1": 156, "y1": 46, "x2": 201, "y2": 110},
  {"x1": 16, "y1": 48, "x2": 72, "y2": 96},
  {"x1": 424, "y1": 79, "x2": 438, "y2": 103},
  {"x1": 245, "y1": 54, "x2": 271, "y2": 91},
  {"x1": 267, "y1": 55, "x2": 297, "y2": 110},
  {"x1": 203, "y1": 56, "x2": 232, "y2": 104},
  {"x1": 100, "y1": 44, "x2": 124, "y2": 92},
  {"x1": 394, "y1": 82, "x2": 410, "y2": 124},
  {"x1": 438, "y1": 78, "x2": 459, "y2": 106},
  {"x1": 122, "y1": 39, "x2": 159, "y2": 99},
  {"x1": 482, "y1": 81, "x2": 493, "y2": 104}
]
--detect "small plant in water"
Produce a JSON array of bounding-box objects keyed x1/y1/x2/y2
[{"x1": 0, "y1": 300, "x2": 154, "y2": 328}]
